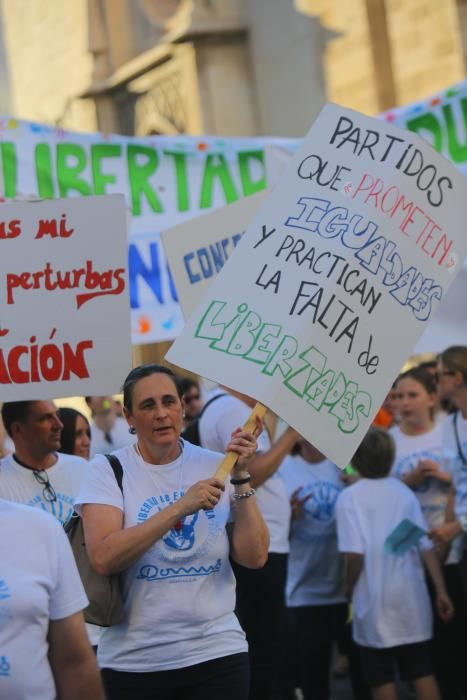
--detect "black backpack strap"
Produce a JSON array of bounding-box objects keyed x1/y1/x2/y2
[
  {"x1": 453, "y1": 413, "x2": 467, "y2": 467},
  {"x1": 64, "y1": 454, "x2": 124, "y2": 533},
  {"x1": 199, "y1": 393, "x2": 227, "y2": 418},
  {"x1": 105, "y1": 454, "x2": 124, "y2": 494}
]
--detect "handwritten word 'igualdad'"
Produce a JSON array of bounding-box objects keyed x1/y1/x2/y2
[
  {"x1": 195, "y1": 300, "x2": 371, "y2": 434},
  {"x1": 0, "y1": 331, "x2": 93, "y2": 384},
  {"x1": 6, "y1": 261, "x2": 125, "y2": 308},
  {"x1": 284, "y1": 197, "x2": 442, "y2": 321}
]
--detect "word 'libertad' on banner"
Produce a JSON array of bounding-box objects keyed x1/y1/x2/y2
[{"x1": 194, "y1": 300, "x2": 372, "y2": 434}]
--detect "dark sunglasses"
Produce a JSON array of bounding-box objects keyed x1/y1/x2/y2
[
  {"x1": 184, "y1": 394, "x2": 200, "y2": 403},
  {"x1": 33, "y1": 469, "x2": 57, "y2": 502}
]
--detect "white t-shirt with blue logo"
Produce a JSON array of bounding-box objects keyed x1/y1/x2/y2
[
  {"x1": 199, "y1": 391, "x2": 291, "y2": 553},
  {"x1": 337, "y1": 478, "x2": 433, "y2": 648},
  {"x1": 0, "y1": 452, "x2": 88, "y2": 525},
  {"x1": 279, "y1": 456, "x2": 345, "y2": 606},
  {"x1": 390, "y1": 423, "x2": 448, "y2": 529},
  {"x1": 75, "y1": 440, "x2": 248, "y2": 672},
  {"x1": 390, "y1": 421, "x2": 462, "y2": 563},
  {"x1": 0, "y1": 499, "x2": 88, "y2": 700}
]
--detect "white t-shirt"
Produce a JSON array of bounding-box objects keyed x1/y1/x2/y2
[
  {"x1": 442, "y1": 412, "x2": 467, "y2": 522},
  {"x1": 75, "y1": 441, "x2": 247, "y2": 672},
  {"x1": 199, "y1": 392, "x2": 291, "y2": 553},
  {"x1": 279, "y1": 456, "x2": 345, "y2": 606},
  {"x1": 0, "y1": 452, "x2": 88, "y2": 525},
  {"x1": 390, "y1": 423, "x2": 449, "y2": 530},
  {"x1": 391, "y1": 421, "x2": 462, "y2": 564},
  {"x1": 336, "y1": 477, "x2": 433, "y2": 649},
  {"x1": 0, "y1": 499, "x2": 88, "y2": 700},
  {"x1": 90, "y1": 416, "x2": 135, "y2": 458}
]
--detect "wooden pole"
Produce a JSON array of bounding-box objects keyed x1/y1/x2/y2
[{"x1": 214, "y1": 402, "x2": 268, "y2": 482}]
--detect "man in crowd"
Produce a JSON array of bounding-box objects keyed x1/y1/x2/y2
[
  {"x1": 179, "y1": 377, "x2": 203, "y2": 429},
  {"x1": 0, "y1": 399, "x2": 88, "y2": 525},
  {"x1": 85, "y1": 395, "x2": 135, "y2": 457}
]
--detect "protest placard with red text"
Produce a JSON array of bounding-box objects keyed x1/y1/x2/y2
[{"x1": 0, "y1": 195, "x2": 131, "y2": 400}]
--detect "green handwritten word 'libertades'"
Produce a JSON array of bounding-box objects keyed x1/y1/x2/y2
[{"x1": 195, "y1": 301, "x2": 372, "y2": 434}]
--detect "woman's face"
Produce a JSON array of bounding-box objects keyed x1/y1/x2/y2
[
  {"x1": 125, "y1": 373, "x2": 184, "y2": 451},
  {"x1": 74, "y1": 415, "x2": 91, "y2": 460},
  {"x1": 396, "y1": 377, "x2": 434, "y2": 429}
]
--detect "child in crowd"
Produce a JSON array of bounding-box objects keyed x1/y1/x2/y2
[{"x1": 336, "y1": 427, "x2": 453, "y2": 700}]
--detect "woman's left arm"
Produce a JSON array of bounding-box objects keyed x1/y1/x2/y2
[
  {"x1": 225, "y1": 427, "x2": 269, "y2": 568},
  {"x1": 229, "y1": 495, "x2": 270, "y2": 568}
]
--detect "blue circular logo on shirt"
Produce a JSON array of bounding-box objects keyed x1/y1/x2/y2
[{"x1": 302, "y1": 481, "x2": 341, "y2": 522}]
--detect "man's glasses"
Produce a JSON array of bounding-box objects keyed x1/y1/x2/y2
[
  {"x1": 33, "y1": 469, "x2": 57, "y2": 502},
  {"x1": 184, "y1": 394, "x2": 200, "y2": 404}
]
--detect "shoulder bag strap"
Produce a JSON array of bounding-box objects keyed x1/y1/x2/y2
[
  {"x1": 105, "y1": 454, "x2": 124, "y2": 493},
  {"x1": 453, "y1": 412, "x2": 467, "y2": 467},
  {"x1": 199, "y1": 393, "x2": 227, "y2": 418}
]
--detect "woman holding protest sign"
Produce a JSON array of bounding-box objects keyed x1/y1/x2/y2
[
  {"x1": 391, "y1": 365, "x2": 466, "y2": 700},
  {"x1": 75, "y1": 364, "x2": 268, "y2": 700}
]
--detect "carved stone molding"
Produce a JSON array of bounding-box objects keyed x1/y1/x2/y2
[{"x1": 129, "y1": 44, "x2": 201, "y2": 135}]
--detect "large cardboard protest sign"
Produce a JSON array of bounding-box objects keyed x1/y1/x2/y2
[
  {"x1": 0, "y1": 195, "x2": 131, "y2": 400},
  {"x1": 0, "y1": 118, "x2": 297, "y2": 344},
  {"x1": 167, "y1": 104, "x2": 467, "y2": 467},
  {"x1": 161, "y1": 191, "x2": 268, "y2": 318}
]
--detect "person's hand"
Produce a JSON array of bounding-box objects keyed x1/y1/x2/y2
[
  {"x1": 419, "y1": 459, "x2": 439, "y2": 475},
  {"x1": 403, "y1": 462, "x2": 428, "y2": 487},
  {"x1": 291, "y1": 487, "x2": 311, "y2": 520},
  {"x1": 429, "y1": 521, "x2": 462, "y2": 546},
  {"x1": 436, "y1": 591, "x2": 454, "y2": 622},
  {"x1": 179, "y1": 479, "x2": 224, "y2": 515},
  {"x1": 418, "y1": 459, "x2": 452, "y2": 484},
  {"x1": 228, "y1": 425, "x2": 259, "y2": 476},
  {"x1": 340, "y1": 472, "x2": 359, "y2": 486}
]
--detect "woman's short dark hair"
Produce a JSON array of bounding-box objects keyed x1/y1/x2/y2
[
  {"x1": 123, "y1": 364, "x2": 182, "y2": 413},
  {"x1": 439, "y1": 346, "x2": 467, "y2": 385},
  {"x1": 57, "y1": 407, "x2": 90, "y2": 456},
  {"x1": 396, "y1": 366, "x2": 437, "y2": 395},
  {"x1": 351, "y1": 427, "x2": 395, "y2": 479}
]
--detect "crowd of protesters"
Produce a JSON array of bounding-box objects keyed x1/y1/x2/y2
[{"x1": 1, "y1": 345, "x2": 467, "y2": 700}]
